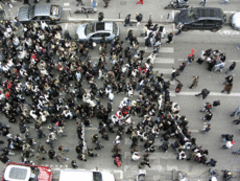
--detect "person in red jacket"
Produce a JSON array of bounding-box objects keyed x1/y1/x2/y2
[{"x1": 136, "y1": 0, "x2": 144, "y2": 4}]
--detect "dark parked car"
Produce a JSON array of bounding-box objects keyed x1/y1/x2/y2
[
  {"x1": 175, "y1": 7, "x2": 227, "y2": 32},
  {"x1": 18, "y1": 4, "x2": 62, "y2": 24}
]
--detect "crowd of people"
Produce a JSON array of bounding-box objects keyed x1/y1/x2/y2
[{"x1": 0, "y1": 13, "x2": 237, "y2": 178}]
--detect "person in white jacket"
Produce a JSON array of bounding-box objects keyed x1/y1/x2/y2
[{"x1": 131, "y1": 152, "x2": 141, "y2": 161}]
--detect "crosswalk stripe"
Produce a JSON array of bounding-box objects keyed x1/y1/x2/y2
[
  {"x1": 179, "y1": 92, "x2": 240, "y2": 97},
  {"x1": 228, "y1": 60, "x2": 240, "y2": 62},
  {"x1": 124, "y1": 152, "x2": 177, "y2": 160},
  {"x1": 140, "y1": 47, "x2": 174, "y2": 53},
  {"x1": 155, "y1": 58, "x2": 174, "y2": 64},
  {"x1": 153, "y1": 68, "x2": 172, "y2": 74}
]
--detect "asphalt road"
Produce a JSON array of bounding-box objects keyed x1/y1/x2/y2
[{"x1": 0, "y1": 0, "x2": 240, "y2": 180}]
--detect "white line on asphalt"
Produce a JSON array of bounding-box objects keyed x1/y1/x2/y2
[
  {"x1": 153, "y1": 68, "x2": 172, "y2": 74},
  {"x1": 64, "y1": 3, "x2": 70, "y2": 6},
  {"x1": 178, "y1": 92, "x2": 240, "y2": 96},
  {"x1": 63, "y1": 8, "x2": 71, "y2": 11},
  {"x1": 65, "y1": 23, "x2": 68, "y2": 30},
  {"x1": 223, "y1": 11, "x2": 236, "y2": 14},
  {"x1": 140, "y1": 47, "x2": 174, "y2": 53},
  {"x1": 228, "y1": 60, "x2": 240, "y2": 62},
  {"x1": 85, "y1": 127, "x2": 98, "y2": 130},
  {"x1": 113, "y1": 170, "x2": 123, "y2": 179},
  {"x1": 155, "y1": 58, "x2": 174, "y2": 64},
  {"x1": 52, "y1": 168, "x2": 61, "y2": 171}
]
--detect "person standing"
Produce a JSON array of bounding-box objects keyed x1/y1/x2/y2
[
  {"x1": 221, "y1": 82, "x2": 233, "y2": 94},
  {"x1": 103, "y1": 0, "x2": 109, "y2": 8},
  {"x1": 166, "y1": 32, "x2": 174, "y2": 44},
  {"x1": 189, "y1": 76, "x2": 199, "y2": 89},
  {"x1": 176, "y1": 22, "x2": 184, "y2": 35},
  {"x1": 124, "y1": 14, "x2": 133, "y2": 27},
  {"x1": 98, "y1": 12, "x2": 104, "y2": 22},
  {"x1": 136, "y1": 0, "x2": 144, "y2": 4},
  {"x1": 201, "y1": 123, "x2": 211, "y2": 134},
  {"x1": 71, "y1": 160, "x2": 78, "y2": 168},
  {"x1": 195, "y1": 88, "x2": 210, "y2": 100},
  {"x1": 231, "y1": 106, "x2": 240, "y2": 117},
  {"x1": 76, "y1": 0, "x2": 85, "y2": 6},
  {"x1": 136, "y1": 13, "x2": 143, "y2": 27},
  {"x1": 199, "y1": 0, "x2": 207, "y2": 6},
  {"x1": 225, "y1": 62, "x2": 236, "y2": 75},
  {"x1": 201, "y1": 113, "x2": 213, "y2": 122}
]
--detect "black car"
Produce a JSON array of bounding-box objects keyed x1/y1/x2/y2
[{"x1": 175, "y1": 7, "x2": 227, "y2": 32}]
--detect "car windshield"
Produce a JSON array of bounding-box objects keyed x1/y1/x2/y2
[
  {"x1": 187, "y1": 8, "x2": 198, "y2": 22},
  {"x1": 28, "y1": 5, "x2": 35, "y2": 20},
  {"x1": 85, "y1": 22, "x2": 95, "y2": 35}
]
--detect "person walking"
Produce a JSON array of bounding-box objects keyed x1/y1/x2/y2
[
  {"x1": 186, "y1": 49, "x2": 195, "y2": 66},
  {"x1": 76, "y1": 0, "x2": 85, "y2": 6},
  {"x1": 136, "y1": 0, "x2": 144, "y2": 4},
  {"x1": 225, "y1": 62, "x2": 236, "y2": 74},
  {"x1": 166, "y1": 32, "x2": 174, "y2": 44},
  {"x1": 195, "y1": 88, "x2": 210, "y2": 100},
  {"x1": 71, "y1": 160, "x2": 78, "y2": 168},
  {"x1": 136, "y1": 13, "x2": 143, "y2": 27},
  {"x1": 201, "y1": 113, "x2": 213, "y2": 122},
  {"x1": 201, "y1": 123, "x2": 211, "y2": 134},
  {"x1": 176, "y1": 22, "x2": 184, "y2": 35},
  {"x1": 221, "y1": 82, "x2": 233, "y2": 94},
  {"x1": 231, "y1": 106, "x2": 240, "y2": 117},
  {"x1": 206, "y1": 158, "x2": 217, "y2": 167},
  {"x1": 124, "y1": 14, "x2": 133, "y2": 27},
  {"x1": 189, "y1": 76, "x2": 199, "y2": 89},
  {"x1": 199, "y1": 0, "x2": 207, "y2": 6}
]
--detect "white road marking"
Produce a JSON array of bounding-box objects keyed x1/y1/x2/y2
[
  {"x1": 153, "y1": 68, "x2": 172, "y2": 74},
  {"x1": 223, "y1": 11, "x2": 236, "y2": 14},
  {"x1": 155, "y1": 58, "x2": 174, "y2": 64},
  {"x1": 113, "y1": 170, "x2": 123, "y2": 179},
  {"x1": 179, "y1": 92, "x2": 240, "y2": 97},
  {"x1": 65, "y1": 23, "x2": 68, "y2": 30},
  {"x1": 228, "y1": 60, "x2": 240, "y2": 62},
  {"x1": 64, "y1": 3, "x2": 70, "y2": 6},
  {"x1": 85, "y1": 127, "x2": 98, "y2": 130}
]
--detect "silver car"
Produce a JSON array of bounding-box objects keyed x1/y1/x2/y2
[
  {"x1": 231, "y1": 12, "x2": 240, "y2": 31},
  {"x1": 76, "y1": 21, "x2": 120, "y2": 43},
  {"x1": 18, "y1": 4, "x2": 62, "y2": 24}
]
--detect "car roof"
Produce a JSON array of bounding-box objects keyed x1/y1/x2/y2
[
  {"x1": 4, "y1": 164, "x2": 31, "y2": 181},
  {"x1": 33, "y1": 4, "x2": 51, "y2": 16},
  {"x1": 95, "y1": 22, "x2": 113, "y2": 32},
  {"x1": 195, "y1": 7, "x2": 223, "y2": 19}
]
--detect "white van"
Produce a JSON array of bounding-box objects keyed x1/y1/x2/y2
[{"x1": 59, "y1": 169, "x2": 116, "y2": 181}]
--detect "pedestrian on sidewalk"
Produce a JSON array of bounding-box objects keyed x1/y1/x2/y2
[
  {"x1": 136, "y1": 13, "x2": 143, "y2": 27},
  {"x1": 220, "y1": 0, "x2": 229, "y2": 4},
  {"x1": 221, "y1": 82, "x2": 233, "y2": 94},
  {"x1": 195, "y1": 88, "x2": 210, "y2": 100},
  {"x1": 166, "y1": 32, "x2": 174, "y2": 44},
  {"x1": 199, "y1": 0, "x2": 207, "y2": 6},
  {"x1": 221, "y1": 141, "x2": 234, "y2": 149},
  {"x1": 225, "y1": 61, "x2": 236, "y2": 74},
  {"x1": 136, "y1": 0, "x2": 144, "y2": 4},
  {"x1": 76, "y1": 0, "x2": 85, "y2": 6},
  {"x1": 124, "y1": 14, "x2": 133, "y2": 27},
  {"x1": 189, "y1": 76, "x2": 199, "y2": 89}
]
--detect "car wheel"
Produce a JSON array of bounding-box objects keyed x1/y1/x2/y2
[
  {"x1": 182, "y1": 27, "x2": 189, "y2": 31},
  {"x1": 211, "y1": 28, "x2": 218, "y2": 32}
]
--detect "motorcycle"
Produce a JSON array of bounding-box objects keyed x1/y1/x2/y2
[
  {"x1": 74, "y1": 7, "x2": 97, "y2": 14},
  {"x1": 164, "y1": 0, "x2": 189, "y2": 9}
]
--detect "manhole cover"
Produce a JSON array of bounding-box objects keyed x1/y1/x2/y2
[{"x1": 120, "y1": 1, "x2": 126, "y2": 5}]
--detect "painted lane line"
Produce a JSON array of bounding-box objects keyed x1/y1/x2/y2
[{"x1": 155, "y1": 58, "x2": 174, "y2": 64}]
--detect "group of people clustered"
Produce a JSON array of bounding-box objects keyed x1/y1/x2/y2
[{"x1": 0, "y1": 13, "x2": 238, "y2": 173}]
